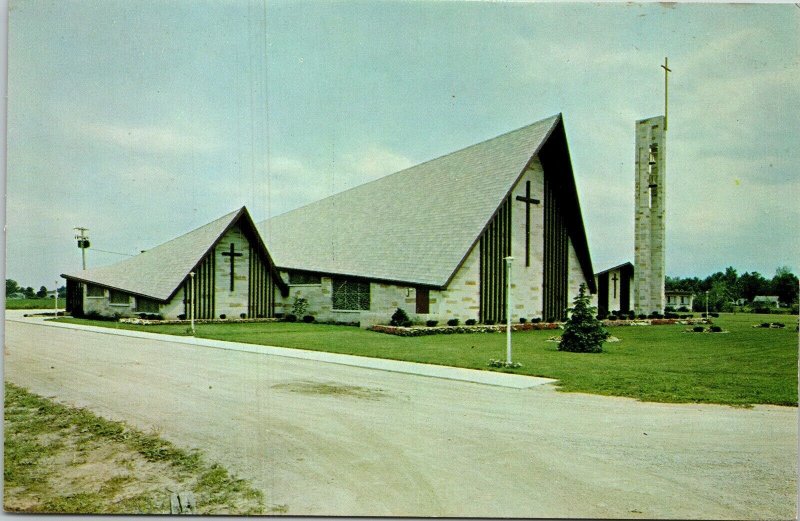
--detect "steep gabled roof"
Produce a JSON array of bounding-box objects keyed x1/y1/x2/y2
[
  {"x1": 62, "y1": 207, "x2": 288, "y2": 301},
  {"x1": 595, "y1": 262, "x2": 634, "y2": 277},
  {"x1": 258, "y1": 113, "x2": 595, "y2": 290}
]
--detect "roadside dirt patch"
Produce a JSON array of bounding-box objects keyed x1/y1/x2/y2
[
  {"x1": 272, "y1": 380, "x2": 388, "y2": 400},
  {"x1": 3, "y1": 382, "x2": 267, "y2": 514}
]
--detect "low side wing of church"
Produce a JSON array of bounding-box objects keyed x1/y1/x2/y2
[{"x1": 62, "y1": 113, "x2": 596, "y2": 324}]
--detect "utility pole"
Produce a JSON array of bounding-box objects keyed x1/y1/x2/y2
[{"x1": 74, "y1": 227, "x2": 90, "y2": 270}]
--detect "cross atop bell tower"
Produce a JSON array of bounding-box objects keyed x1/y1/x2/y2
[{"x1": 633, "y1": 58, "x2": 670, "y2": 315}]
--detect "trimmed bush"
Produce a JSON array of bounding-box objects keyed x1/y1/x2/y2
[
  {"x1": 558, "y1": 283, "x2": 609, "y2": 353},
  {"x1": 447, "y1": 318, "x2": 460, "y2": 327},
  {"x1": 519, "y1": 317, "x2": 527, "y2": 324},
  {"x1": 240, "y1": 313, "x2": 247, "y2": 319},
  {"x1": 693, "y1": 326, "x2": 705, "y2": 332},
  {"x1": 303, "y1": 315, "x2": 315, "y2": 323},
  {"x1": 390, "y1": 308, "x2": 410, "y2": 326},
  {"x1": 710, "y1": 312, "x2": 720, "y2": 318},
  {"x1": 401, "y1": 320, "x2": 412, "y2": 327},
  {"x1": 219, "y1": 314, "x2": 227, "y2": 320},
  {"x1": 465, "y1": 319, "x2": 477, "y2": 326},
  {"x1": 531, "y1": 317, "x2": 542, "y2": 324},
  {"x1": 678, "y1": 306, "x2": 690, "y2": 312},
  {"x1": 177, "y1": 314, "x2": 186, "y2": 320},
  {"x1": 484, "y1": 320, "x2": 496, "y2": 326},
  {"x1": 710, "y1": 325, "x2": 723, "y2": 333},
  {"x1": 284, "y1": 314, "x2": 297, "y2": 322},
  {"x1": 426, "y1": 320, "x2": 439, "y2": 327},
  {"x1": 637, "y1": 314, "x2": 647, "y2": 320}
]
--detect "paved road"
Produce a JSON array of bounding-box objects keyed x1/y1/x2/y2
[{"x1": 4, "y1": 317, "x2": 797, "y2": 518}]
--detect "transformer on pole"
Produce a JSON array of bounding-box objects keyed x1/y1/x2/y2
[{"x1": 74, "y1": 227, "x2": 90, "y2": 270}]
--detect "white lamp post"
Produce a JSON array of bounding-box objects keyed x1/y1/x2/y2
[
  {"x1": 189, "y1": 272, "x2": 196, "y2": 335},
  {"x1": 504, "y1": 256, "x2": 514, "y2": 365},
  {"x1": 705, "y1": 290, "x2": 709, "y2": 317}
]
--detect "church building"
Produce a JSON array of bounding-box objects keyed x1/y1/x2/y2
[
  {"x1": 62, "y1": 207, "x2": 288, "y2": 320},
  {"x1": 63, "y1": 113, "x2": 596, "y2": 324}
]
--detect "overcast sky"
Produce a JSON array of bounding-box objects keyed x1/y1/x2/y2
[{"x1": 5, "y1": 0, "x2": 799, "y2": 289}]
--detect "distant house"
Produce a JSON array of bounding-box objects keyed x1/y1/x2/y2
[
  {"x1": 665, "y1": 290, "x2": 694, "y2": 310},
  {"x1": 753, "y1": 296, "x2": 780, "y2": 308}
]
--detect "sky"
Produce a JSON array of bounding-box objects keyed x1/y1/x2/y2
[{"x1": 5, "y1": 0, "x2": 799, "y2": 289}]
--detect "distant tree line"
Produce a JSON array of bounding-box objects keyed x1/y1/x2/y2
[
  {"x1": 6, "y1": 279, "x2": 66, "y2": 299},
  {"x1": 666, "y1": 266, "x2": 799, "y2": 312}
]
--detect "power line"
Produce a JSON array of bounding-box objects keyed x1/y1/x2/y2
[{"x1": 91, "y1": 248, "x2": 135, "y2": 257}]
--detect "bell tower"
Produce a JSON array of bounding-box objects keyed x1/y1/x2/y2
[{"x1": 633, "y1": 115, "x2": 666, "y2": 315}]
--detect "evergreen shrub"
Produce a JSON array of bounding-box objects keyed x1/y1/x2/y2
[
  {"x1": 426, "y1": 320, "x2": 438, "y2": 327},
  {"x1": 390, "y1": 308, "x2": 410, "y2": 326},
  {"x1": 465, "y1": 319, "x2": 477, "y2": 326},
  {"x1": 284, "y1": 314, "x2": 297, "y2": 322},
  {"x1": 558, "y1": 284, "x2": 609, "y2": 353},
  {"x1": 447, "y1": 318, "x2": 460, "y2": 327},
  {"x1": 303, "y1": 315, "x2": 315, "y2": 323}
]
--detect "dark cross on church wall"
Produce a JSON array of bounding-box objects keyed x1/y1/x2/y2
[
  {"x1": 515, "y1": 180, "x2": 540, "y2": 267},
  {"x1": 611, "y1": 272, "x2": 618, "y2": 299},
  {"x1": 221, "y1": 243, "x2": 243, "y2": 291}
]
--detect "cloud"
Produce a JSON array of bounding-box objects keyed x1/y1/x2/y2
[{"x1": 71, "y1": 119, "x2": 221, "y2": 155}]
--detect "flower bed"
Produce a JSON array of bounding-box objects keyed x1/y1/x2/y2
[
  {"x1": 601, "y1": 318, "x2": 710, "y2": 327},
  {"x1": 371, "y1": 322, "x2": 561, "y2": 337},
  {"x1": 119, "y1": 317, "x2": 281, "y2": 326}
]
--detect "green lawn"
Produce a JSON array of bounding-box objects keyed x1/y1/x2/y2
[
  {"x1": 54, "y1": 313, "x2": 798, "y2": 407},
  {"x1": 5, "y1": 298, "x2": 60, "y2": 310}
]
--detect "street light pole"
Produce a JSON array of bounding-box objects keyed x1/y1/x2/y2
[
  {"x1": 504, "y1": 256, "x2": 514, "y2": 365},
  {"x1": 705, "y1": 290, "x2": 709, "y2": 317},
  {"x1": 189, "y1": 272, "x2": 196, "y2": 335}
]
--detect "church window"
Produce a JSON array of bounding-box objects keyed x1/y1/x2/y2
[
  {"x1": 108, "y1": 290, "x2": 130, "y2": 306},
  {"x1": 289, "y1": 271, "x2": 322, "y2": 285},
  {"x1": 86, "y1": 284, "x2": 105, "y2": 298},
  {"x1": 135, "y1": 297, "x2": 160, "y2": 313},
  {"x1": 332, "y1": 277, "x2": 370, "y2": 311},
  {"x1": 416, "y1": 288, "x2": 430, "y2": 314}
]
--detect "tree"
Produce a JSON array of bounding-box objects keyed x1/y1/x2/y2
[
  {"x1": 771, "y1": 266, "x2": 799, "y2": 306},
  {"x1": 36, "y1": 286, "x2": 48, "y2": 298},
  {"x1": 6, "y1": 279, "x2": 20, "y2": 296},
  {"x1": 559, "y1": 284, "x2": 609, "y2": 353},
  {"x1": 23, "y1": 287, "x2": 35, "y2": 299},
  {"x1": 738, "y1": 271, "x2": 768, "y2": 302}
]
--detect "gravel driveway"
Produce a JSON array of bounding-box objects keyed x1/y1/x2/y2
[{"x1": 4, "y1": 317, "x2": 797, "y2": 518}]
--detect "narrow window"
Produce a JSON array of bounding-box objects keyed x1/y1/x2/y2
[
  {"x1": 86, "y1": 284, "x2": 105, "y2": 297},
  {"x1": 416, "y1": 288, "x2": 430, "y2": 314}
]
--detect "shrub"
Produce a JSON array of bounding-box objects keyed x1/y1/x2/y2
[
  {"x1": 284, "y1": 314, "x2": 297, "y2": 322},
  {"x1": 710, "y1": 325, "x2": 723, "y2": 333},
  {"x1": 447, "y1": 318, "x2": 460, "y2": 327},
  {"x1": 693, "y1": 326, "x2": 705, "y2": 332},
  {"x1": 240, "y1": 313, "x2": 247, "y2": 319},
  {"x1": 401, "y1": 320, "x2": 412, "y2": 327},
  {"x1": 545, "y1": 317, "x2": 556, "y2": 323},
  {"x1": 558, "y1": 284, "x2": 608, "y2": 353},
  {"x1": 608, "y1": 315, "x2": 618, "y2": 321},
  {"x1": 291, "y1": 296, "x2": 309, "y2": 317},
  {"x1": 519, "y1": 317, "x2": 527, "y2": 324},
  {"x1": 637, "y1": 314, "x2": 647, "y2": 320},
  {"x1": 531, "y1": 317, "x2": 542, "y2": 324},
  {"x1": 425, "y1": 320, "x2": 438, "y2": 327},
  {"x1": 710, "y1": 312, "x2": 720, "y2": 318},
  {"x1": 177, "y1": 314, "x2": 186, "y2": 320},
  {"x1": 701, "y1": 313, "x2": 707, "y2": 318},
  {"x1": 759, "y1": 322, "x2": 771, "y2": 328},
  {"x1": 665, "y1": 312, "x2": 679, "y2": 319},
  {"x1": 665, "y1": 306, "x2": 675, "y2": 313},
  {"x1": 772, "y1": 322, "x2": 785, "y2": 328},
  {"x1": 390, "y1": 308, "x2": 410, "y2": 326},
  {"x1": 484, "y1": 320, "x2": 496, "y2": 325},
  {"x1": 465, "y1": 319, "x2": 477, "y2": 326},
  {"x1": 677, "y1": 306, "x2": 689, "y2": 312},
  {"x1": 219, "y1": 314, "x2": 227, "y2": 320},
  {"x1": 303, "y1": 315, "x2": 315, "y2": 323}
]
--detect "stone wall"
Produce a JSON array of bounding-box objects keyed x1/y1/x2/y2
[{"x1": 213, "y1": 225, "x2": 251, "y2": 319}]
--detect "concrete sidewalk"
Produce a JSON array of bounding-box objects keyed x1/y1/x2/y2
[{"x1": 5, "y1": 311, "x2": 556, "y2": 389}]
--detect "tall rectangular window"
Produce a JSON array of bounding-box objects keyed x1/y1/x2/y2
[
  {"x1": 332, "y1": 278, "x2": 370, "y2": 311},
  {"x1": 416, "y1": 288, "x2": 430, "y2": 314}
]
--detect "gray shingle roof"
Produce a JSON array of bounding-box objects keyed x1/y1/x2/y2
[
  {"x1": 62, "y1": 208, "x2": 244, "y2": 301},
  {"x1": 258, "y1": 114, "x2": 574, "y2": 287}
]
